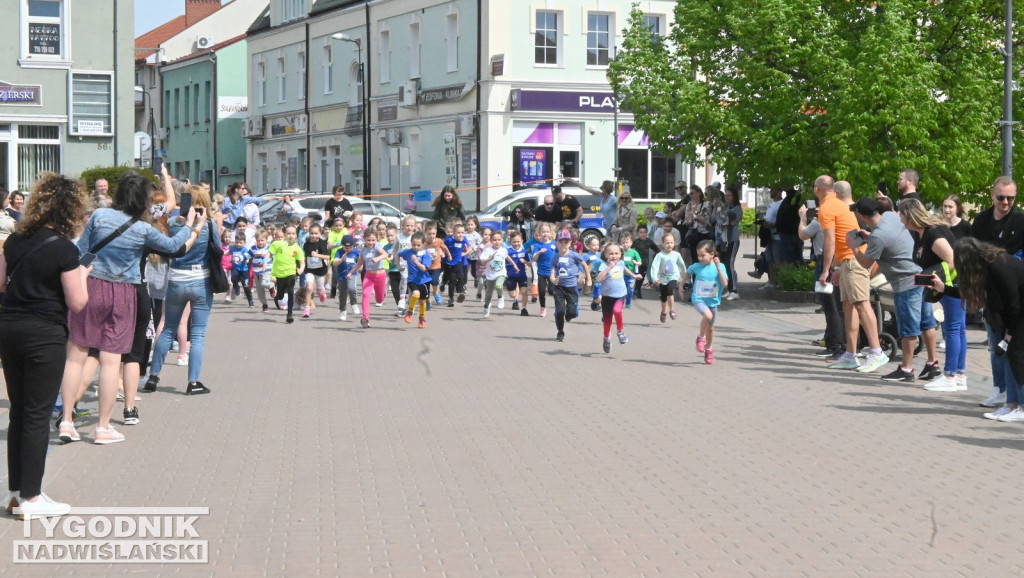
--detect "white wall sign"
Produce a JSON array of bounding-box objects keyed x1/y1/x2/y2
[
  {"x1": 218, "y1": 96, "x2": 248, "y2": 119},
  {"x1": 77, "y1": 120, "x2": 105, "y2": 135}
]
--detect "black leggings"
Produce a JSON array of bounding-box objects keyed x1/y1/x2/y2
[
  {"x1": 0, "y1": 316, "x2": 67, "y2": 498},
  {"x1": 443, "y1": 262, "x2": 466, "y2": 300},
  {"x1": 274, "y1": 275, "x2": 297, "y2": 317},
  {"x1": 388, "y1": 271, "x2": 403, "y2": 304},
  {"x1": 552, "y1": 285, "x2": 579, "y2": 331},
  {"x1": 537, "y1": 275, "x2": 551, "y2": 308}
]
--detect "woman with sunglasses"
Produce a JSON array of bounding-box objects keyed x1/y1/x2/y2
[{"x1": 613, "y1": 192, "x2": 637, "y2": 241}]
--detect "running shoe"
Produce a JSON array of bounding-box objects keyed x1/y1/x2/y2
[
  {"x1": 881, "y1": 367, "x2": 915, "y2": 383},
  {"x1": 556, "y1": 331, "x2": 565, "y2": 342},
  {"x1": 980, "y1": 387, "x2": 1006, "y2": 408},
  {"x1": 856, "y1": 352, "x2": 890, "y2": 373},
  {"x1": 618, "y1": 330, "x2": 628, "y2": 345},
  {"x1": 997, "y1": 407, "x2": 1024, "y2": 422},
  {"x1": 457, "y1": 293, "x2": 466, "y2": 303},
  {"x1": 669, "y1": 310, "x2": 677, "y2": 320},
  {"x1": 404, "y1": 312, "x2": 413, "y2": 324},
  {"x1": 603, "y1": 338, "x2": 611, "y2": 353},
  {"x1": 924, "y1": 374, "x2": 965, "y2": 392},
  {"x1": 93, "y1": 425, "x2": 125, "y2": 445},
  {"x1": 433, "y1": 294, "x2": 443, "y2": 305},
  {"x1": 696, "y1": 336, "x2": 706, "y2": 353},
  {"x1": 512, "y1": 301, "x2": 520, "y2": 310},
  {"x1": 983, "y1": 405, "x2": 1013, "y2": 420},
  {"x1": 828, "y1": 358, "x2": 861, "y2": 370},
  {"x1": 498, "y1": 297, "x2": 505, "y2": 309},
  {"x1": 918, "y1": 362, "x2": 942, "y2": 381},
  {"x1": 418, "y1": 317, "x2": 427, "y2": 328},
  {"x1": 704, "y1": 348, "x2": 714, "y2": 364},
  {"x1": 177, "y1": 353, "x2": 189, "y2": 366},
  {"x1": 58, "y1": 421, "x2": 80, "y2": 443},
  {"x1": 360, "y1": 318, "x2": 369, "y2": 328},
  {"x1": 123, "y1": 407, "x2": 139, "y2": 425},
  {"x1": 539, "y1": 307, "x2": 547, "y2": 317},
  {"x1": 186, "y1": 381, "x2": 211, "y2": 396}
]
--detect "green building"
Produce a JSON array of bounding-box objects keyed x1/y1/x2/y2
[
  {"x1": 0, "y1": 0, "x2": 135, "y2": 191},
  {"x1": 160, "y1": 34, "x2": 248, "y2": 190}
]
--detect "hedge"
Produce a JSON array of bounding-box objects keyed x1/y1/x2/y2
[{"x1": 79, "y1": 166, "x2": 158, "y2": 200}]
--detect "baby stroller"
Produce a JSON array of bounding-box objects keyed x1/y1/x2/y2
[{"x1": 863, "y1": 273, "x2": 924, "y2": 360}]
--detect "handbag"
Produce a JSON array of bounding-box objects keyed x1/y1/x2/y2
[{"x1": 204, "y1": 220, "x2": 230, "y2": 294}]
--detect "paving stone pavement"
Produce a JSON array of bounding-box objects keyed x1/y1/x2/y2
[{"x1": 0, "y1": 273, "x2": 1020, "y2": 576}]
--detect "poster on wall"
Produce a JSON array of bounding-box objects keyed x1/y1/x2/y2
[
  {"x1": 443, "y1": 131, "x2": 457, "y2": 187},
  {"x1": 460, "y1": 141, "x2": 477, "y2": 186},
  {"x1": 519, "y1": 148, "x2": 547, "y2": 186}
]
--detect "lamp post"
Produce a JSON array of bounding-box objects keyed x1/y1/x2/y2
[{"x1": 332, "y1": 33, "x2": 370, "y2": 198}]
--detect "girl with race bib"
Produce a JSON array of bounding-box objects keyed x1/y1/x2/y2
[
  {"x1": 595, "y1": 243, "x2": 642, "y2": 353},
  {"x1": 687, "y1": 239, "x2": 729, "y2": 364},
  {"x1": 479, "y1": 231, "x2": 510, "y2": 317}
]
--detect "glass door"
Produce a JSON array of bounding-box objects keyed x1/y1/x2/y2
[
  {"x1": 558, "y1": 150, "x2": 579, "y2": 180},
  {"x1": 0, "y1": 143, "x2": 8, "y2": 191}
]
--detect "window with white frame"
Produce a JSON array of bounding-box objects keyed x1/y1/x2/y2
[
  {"x1": 17, "y1": 124, "x2": 60, "y2": 191},
  {"x1": 408, "y1": 21, "x2": 421, "y2": 79},
  {"x1": 317, "y1": 146, "x2": 328, "y2": 190},
  {"x1": 278, "y1": 0, "x2": 305, "y2": 24},
  {"x1": 348, "y1": 62, "x2": 361, "y2": 105},
  {"x1": 586, "y1": 13, "x2": 611, "y2": 66},
  {"x1": 535, "y1": 11, "x2": 558, "y2": 65},
  {"x1": 277, "y1": 151, "x2": 287, "y2": 188},
  {"x1": 323, "y1": 45, "x2": 333, "y2": 94},
  {"x1": 257, "y1": 152, "x2": 269, "y2": 192},
  {"x1": 445, "y1": 13, "x2": 459, "y2": 72},
  {"x1": 69, "y1": 72, "x2": 113, "y2": 136},
  {"x1": 330, "y1": 145, "x2": 341, "y2": 186},
  {"x1": 277, "y1": 55, "x2": 286, "y2": 103},
  {"x1": 297, "y1": 51, "x2": 306, "y2": 100},
  {"x1": 256, "y1": 60, "x2": 266, "y2": 107},
  {"x1": 379, "y1": 29, "x2": 391, "y2": 84},
  {"x1": 149, "y1": 66, "x2": 157, "y2": 88},
  {"x1": 644, "y1": 14, "x2": 663, "y2": 41},
  {"x1": 22, "y1": 0, "x2": 66, "y2": 62}
]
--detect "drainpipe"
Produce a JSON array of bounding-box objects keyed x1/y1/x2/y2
[
  {"x1": 211, "y1": 51, "x2": 218, "y2": 191},
  {"x1": 113, "y1": 0, "x2": 120, "y2": 165},
  {"x1": 364, "y1": 2, "x2": 372, "y2": 198},
  {"x1": 305, "y1": 21, "x2": 311, "y2": 189},
  {"x1": 475, "y1": 0, "x2": 482, "y2": 210}
]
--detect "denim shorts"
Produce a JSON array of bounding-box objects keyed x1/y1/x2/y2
[{"x1": 894, "y1": 286, "x2": 936, "y2": 340}]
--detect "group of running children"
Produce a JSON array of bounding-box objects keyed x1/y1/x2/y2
[{"x1": 219, "y1": 212, "x2": 729, "y2": 361}]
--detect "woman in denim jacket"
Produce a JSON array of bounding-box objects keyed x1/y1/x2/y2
[
  {"x1": 145, "y1": 184, "x2": 219, "y2": 397},
  {"x1": 58, "y1": 171, "x2": 201, "y2": 445}
]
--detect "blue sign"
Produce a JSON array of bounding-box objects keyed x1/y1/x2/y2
[
  {"x1": 519, "y1": 148, "x2": 546, "y2": 185},
  {"x1": 413, "y1": 189, "x2": 432, "y2": 203}
]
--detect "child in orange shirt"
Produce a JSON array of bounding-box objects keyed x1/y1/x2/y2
[{"x1": 424, "y1": 221, "x2": 452, "y2": 306}]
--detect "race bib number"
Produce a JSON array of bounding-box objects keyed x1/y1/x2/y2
[
  {"x1": 308, "y1": 256, "x2": 323, "y2": 268},
  {"x1": 695, "y1": 279, "x2": 718, "y2": 298}
]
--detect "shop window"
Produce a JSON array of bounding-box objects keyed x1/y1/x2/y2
[
  {"x1": 619, "y1": 149, "x2": 648, "y2": 199},
  {"x1": 69, "y1": 72, "x2": 113, "y2": 136},
  {"x1": 535, "y1": 11, "x2": 559, "y2": 66},
  {"x1": 586, "y1": 13, "x2": 611, "y2": 67},
  {"x1": 17, "y1": 124, "x2": 60, "y2": 191}
]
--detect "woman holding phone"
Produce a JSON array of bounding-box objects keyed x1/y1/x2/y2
[
  {"x1": 0, "y1": 174, "x2": 90, "y2": 518},
  {"x1": 145, "y1": 184, "x2": 219, "y2": 397},
  {"x1": 58, "y1": 171, "x2": 201, "y2": 446}
]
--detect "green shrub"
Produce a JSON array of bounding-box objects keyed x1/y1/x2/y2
[
  {"x1": 80, "y1": 166, "x2": 158, "y2": 200},
  {"x1": 740, "y1": 207, "x2": 757, "y2": 236},
  {"x1": 775, "y1": 262, "x2": 815, "y2": 292}
]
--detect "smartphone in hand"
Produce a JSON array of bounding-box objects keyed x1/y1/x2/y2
[
  {"x1": 152, "y1": 156, "x2": 163, "y2": 176},
  {"x1": 178, "y1": 192, "x2": 193, "y2": 218},
  {"x1": 914, "y1": 273, "x2": 934, "y2": 286}
]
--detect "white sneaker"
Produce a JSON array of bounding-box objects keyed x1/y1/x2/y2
[
  {"x1": 339, "y1": 311, "x2": 347, "y2": 321},
  {"x1": 498, "y1": 297, "x2": 505, "y2": 309},
  {"x1": 997, "y1": 406, "x2": 1024, "y2": 422},
  {"x1": 353, "y1": 304, "x2": 361, "y2": 316},
  {"x1": 398, "y1": 297, "x2": 406, "y2": 309},
  {"x1": 483, "y1": 306, "x2": 490, "y2": 318},
  {"x1": 983, "y1": 405, "x2": 1013, "y2": 420},
  {"x1": 924, "y1": 374, "x2": 965, "y2": 392},
  {"x1": 176, "y1": 353, "x2": 189, "y2": 366},
  {"x1": 937, "y1": 340, "x2": 946, "y2": 351},
  {"x1": 15, "y1": 494, "x2": 71, "y2": 520},
  {"x1": 172, "y1": 340, "x2": 180, "y2": 352},
  {"x1": 956, "y1": 373, "x2": 967, "y2": 388},
  {"x1": 856, "y1": 352, "x2": 890, "y2": 373},
  {"x1": 374, "y1": 301, "x2": 383, "y2": 307},
  {"x1": 726, "y1": 292, "x2": 740, "y2": 301},
  {"x1": 224, "y1": 296, "x2": 232, "y2": 303},
  {"x1": 980, "y1": 387, "x2": 1006, "y2": 408}
]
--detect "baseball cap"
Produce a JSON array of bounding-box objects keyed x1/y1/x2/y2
[
  {"x1": 655, "y1": 211, "x2": 666, "y2": 219},
  {"x1": 556, "y1": 230, "x2": 572, "y2": 241},
  {"x1": 342, "y1": 234, "x2": 355, "y2": 245},
  {"x1": 851, "y1": 197, "x2": 879, "y2": 217}
]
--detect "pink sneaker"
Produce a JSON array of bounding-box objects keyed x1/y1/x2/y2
[
  {"x1": 539, "y1": 307, "x2": 547, "y2": 318},
  {"x1": 704, "y1": 348, "x2": 714, "y2": 364},
  {"x1": 319, "y1": 291, "x2": 326, "y2": 304},
  {"x1": 696, "y1": 336, "x2": 707, "y2": 353}
]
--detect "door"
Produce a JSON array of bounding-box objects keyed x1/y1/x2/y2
[
  {"x1": 559, "y1": 150, "x2": 579, "y2": 180},
  {"x1": 0, "y1": 143, "x2": 7, "y2": 191}
]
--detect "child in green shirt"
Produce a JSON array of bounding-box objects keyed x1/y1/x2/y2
[
  {"x1": 269, "y1": 224, "x2": 305, "y2": 323},
  {"x1": 620, "y1": 233, "x2": 642, "y2": 308}
]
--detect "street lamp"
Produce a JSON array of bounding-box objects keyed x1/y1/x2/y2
[{"x1": 332, "y1": 32, "x2": 370, "y2": 198}]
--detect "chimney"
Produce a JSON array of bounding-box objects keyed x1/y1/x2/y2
[{"x1": 185, "y1": 0, "x2": 223, "y2": 28}]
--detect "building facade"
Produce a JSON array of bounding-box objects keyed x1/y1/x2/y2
[
  {"x1": 245, "y1": 0, "x2": 720, "y2": 210},
  {"x1": 0, "y1": 0, "x2": 134, "y2": 191},
  {"x1": 160, "y1": 36, "x2": 249, "y2": 188}
]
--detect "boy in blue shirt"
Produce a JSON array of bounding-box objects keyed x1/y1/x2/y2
[
  {"x1": 505, "y1": 231, "x2": 530, "y2": 315},
  {"x1": 549, "y1": 229, "x2": 591, "y2": 342},
  {"x1": 227, "y1": 235, "x2": 254, "y2": 307},
  {"x1": 442, "y1": 223, "x2": 473, "y2": 306},
  {"x1": 332, "y1": 235, "x2": 360, "y2": 321},
  {"x1": 396, "y1": 231, "x2": 433, "y2": 328},
  {"x1": 531, "y1": 223, "x2": 557, "y2": 317}
]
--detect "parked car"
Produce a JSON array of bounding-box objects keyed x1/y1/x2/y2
[
  {"x1": 470, "y1": 187, "x2": 606, "y2": 245},
  {"x1": 259, "y1": 193, "x2": 427, "y2": 228}
]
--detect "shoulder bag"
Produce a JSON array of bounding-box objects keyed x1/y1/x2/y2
[{"x1": 205, "y1": 220, "x2": 229, "y2": 294}]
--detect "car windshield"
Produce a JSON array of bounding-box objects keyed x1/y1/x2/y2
[
  {"x1": 299, "y1": 197, "x2": 328, "y2": 210},
  {"x1": 479, "y1": 196, "x2": 515, "y2": 215},
  {"x1": 376, "y1": 202, "x2": 401, "y2": 217}
]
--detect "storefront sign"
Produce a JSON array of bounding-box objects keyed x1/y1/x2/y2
[
  {"x1": 270, "y1": 114, "x2": 307, "y2": 137},
  {"x1": 420, "y1": 84, "x2": 465, "y2": 105},
  {"x1": 77, "y1": 120, "x2": 105, "y2": 135},
  {"x1": 490, "y1": 54, "x2": 504, "y2": 77},
  {"x1": 377, "y1": 104, "x2": 397, "y2": 122},
  {"x1": 510, "y1": 89, "x2": 617, "y2": 113},
  {"x1": 29, "y1": 23, "x2": 60, "y2": 55},
  {"x1": 217, "y1": 96, "x2": 247, "y2": 119},
  {"x1": 0, "y1": 81, "x2": 41, "y2": 105},
  {"x1": 519, "y1": 149, "x2": 546, "y2": 184}
]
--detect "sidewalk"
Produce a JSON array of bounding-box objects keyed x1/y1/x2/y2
[{"x1": 0, "y1": 256, "x2": 1016, "y2": 576}]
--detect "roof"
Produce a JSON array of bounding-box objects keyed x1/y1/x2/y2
[
  {"x1": 247, "y1": 6, "x2": 271, "y2": 35},
  {"x1": 164, "y1": 33, "x2": 248, "y2": 66},
  {"x1": 135, "y1": 16, "x2": 187, "y2": 60},
  {"x1": 309, "y1": 0, "x2": 367, "y2": 17}
]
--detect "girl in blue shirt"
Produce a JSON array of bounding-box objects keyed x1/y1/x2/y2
[
  {"x1": 595, "y1": 243, "x2": 642, "y2": 353},
  {"x1": 687, "y1": 240, "x2": 729, "y2": 364}
]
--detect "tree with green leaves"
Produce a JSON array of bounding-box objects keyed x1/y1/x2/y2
[{"x1": 608, "y1": 0, "x2": 1013, "y2": 207}]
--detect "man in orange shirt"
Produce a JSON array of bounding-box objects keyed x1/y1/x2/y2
[{"x1": 815, "y1": 176, "x2": 889, "y2": 372}]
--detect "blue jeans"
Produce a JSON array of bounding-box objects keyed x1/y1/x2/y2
[
  {"x1": 986, "y1": 322, "x2": 1021, "y2": 402},
  {"x1": 150, "y1": 278, "x2": 213, "y2": 383},
  {"x1": 893, "y1": 286, "x2": 936, "y2": 340},
  {"x1": 940, "y1": 295, "x2": 966, "y2": 376}
]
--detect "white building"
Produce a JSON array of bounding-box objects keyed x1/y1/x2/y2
[{"x1": 244, "y1": 0, "x2": 723, "y2": 210}]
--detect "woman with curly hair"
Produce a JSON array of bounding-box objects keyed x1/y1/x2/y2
[
  {"x1": 0, "y1": 173, "x2": 91, "y2": 519},
  {"x1": 58, "y1": 170, "x2": 201, "y2": 446},
  {"x1": 430, "y1": 185, "x2": 465, "y2": 237}
]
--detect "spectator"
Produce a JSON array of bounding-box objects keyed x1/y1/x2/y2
[
  {"x1": 430, "y1": 185, "x2": 465, "y2": 236},
  {"x1": 92, "y1": 178, "x2": 112, "y2": 209},
  {"x1": 896, "y1": 169, "x2": 922, "y2": 202},
  {"x1": 221, "y1": 182, "x2": 266, "y2": 228},
  {"x1": 550, "y1": 184, "x2": 584, "y2": 226},
  {"x1": 800, "y1": 200, "x2": 843, "y2": 355},
  {"x1": 716, "y1": 186, "x2": 743, "y2": 300},
  {"x1": 324, "y1": 184, "x2": 354, "y2": 223},
  {"x1": 0, "y1": 190, "x2": 17, "y2": 249},
  {"x1": 8, "y1": 191, "x2": 24, "y2": 221},
  {"x1": 775, "y1": 189, "x2": 804, "y2": 265},
  {"x1": 613, "y1": 191, "x2": 637, "y2": 241},
  {"x1": 683, "y1": 185, "x2": 713, "y2": 265},
  {"x1": 532, "y1": 194, "x2": 562, "y2": 225},
  {"x1": 569, "y1": 178, "x2": 616, "y2": 231},
  {"x1": 941, "y1": 194, "x2": 972, "y2": 240},
  {"x1": 0, "y1": 173, "x2": 90, "y2": 519}
]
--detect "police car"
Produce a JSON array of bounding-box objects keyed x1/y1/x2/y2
[{"x1": 470, "y1": 187, "x2": 607, "y2": 245}]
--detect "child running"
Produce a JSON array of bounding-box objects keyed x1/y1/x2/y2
[
  {"x1": 479, "y1": 231, "x2": 509, "y2": 317},
  {"x1": 595, "y1": 242, "x2": 641, "y2": 353},
  {"x1": 620, "y1": 233, "x2": 642, "y2": 307},
  {"x1": 395, "y1": 216, "x2": 416, "y2": 312},
  {"x1": 465, "y1": 216, "x2": 484, "y2": 291},
  {"x1": 397, "y1": 231, "x2": 433, "y2": 328},
  {"x1": 227, "y1": 234, "x2": 254, "y2": 306},
  {"x1": 581, "y1": 236, "x2": 603, "y2": 311},
  {"x1": 649, "y1": 233, "x2": 686, "y2": 324},
  {"x1": 424, "y1": 222, "x2": 451, "y2": 306},
  {"x1": 632, "y1": 225, "x2": 657, "y2": 299},
  {"x1": 688, "y1": 239, "x2": 729, "y2": 364},
  {"x1": 269, "y1": 224, "x2": 304, "y2": 323},
  {"x1": 531, "y1": 224, "x2": 557, "y2": 317},
  {"x1": 251, "y1": 231, "x2": 273, "y2": 312},
  {"x1": 505, "y1": 231, "x2": 530, "y2": 315},
  {"x1": 355, "y1": 227, "x2": 389, "y2": 328},
  {"x1": 549, "y1": 229, "x2": 590, "y2": 342},
  {"x1": 302, "y1": 224, "x2": 330, "y2": 318},
  {"x1": 332, "y1": 235, "x2": 359, "y2": 321},
  {"x1": 442, "y1": 222, "x2": 472, "y2": 306}
]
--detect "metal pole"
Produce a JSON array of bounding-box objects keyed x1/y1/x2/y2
[
  {"x1": 360, "y1": 54, "x2": 369, "y2": 198},
  {"x1": 1003, "y1": 0, "x2": 1014, "y2": 178},
  {"x1": 613, "y1": 96, "x2": 619, "y2": 179}
]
